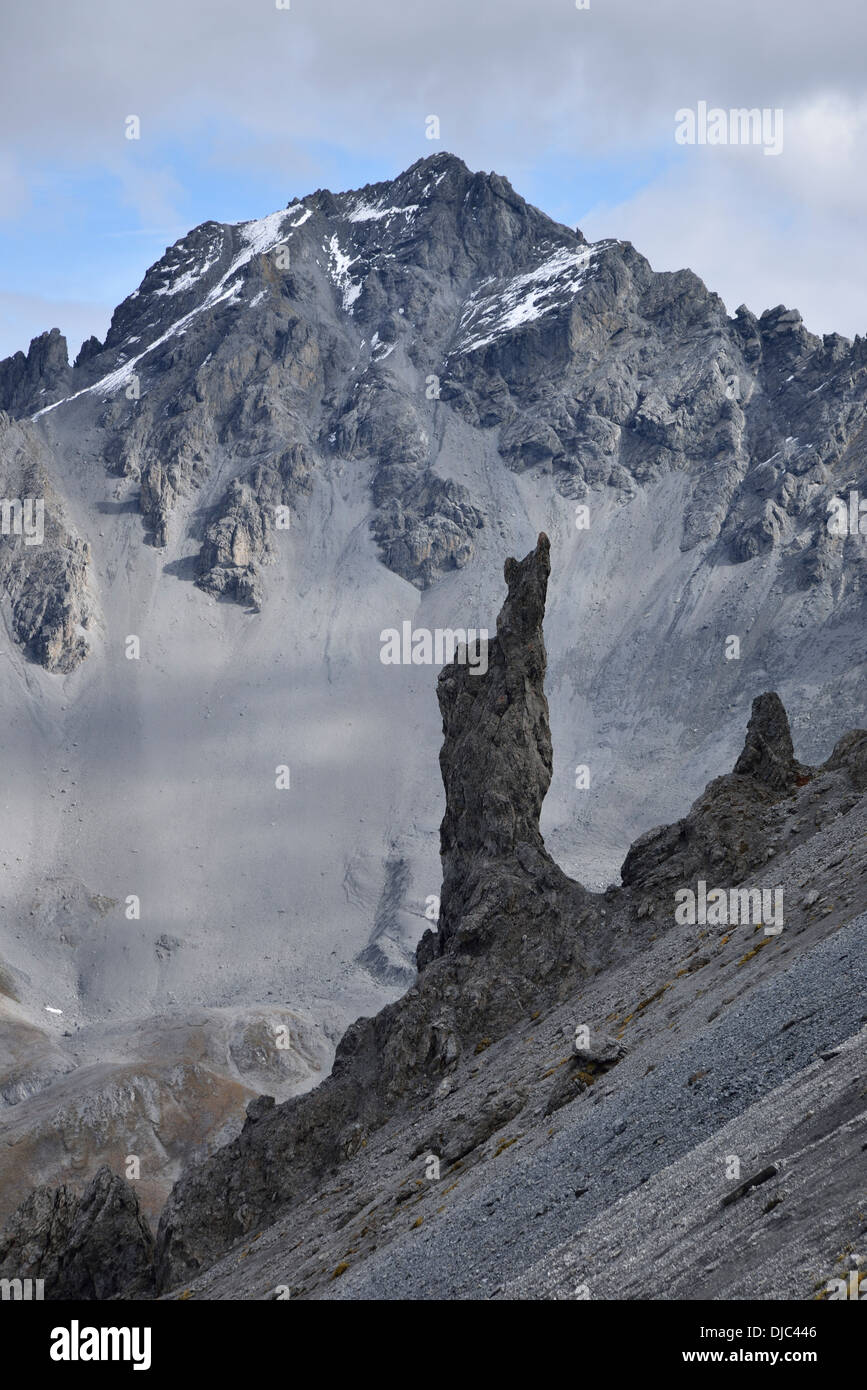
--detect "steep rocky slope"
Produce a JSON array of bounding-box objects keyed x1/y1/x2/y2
[
  {"x1": 1, "y1": 153, "x2": 865, "y2": 1233},
  {"x1": 2, "y1": 535, "x2": 863, "y2": 1300},
  {"x1": 157, "y1": 544, "x2": 867, "y2": 1300}
]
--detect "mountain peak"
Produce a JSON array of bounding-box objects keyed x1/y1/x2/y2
[{"x1": 404, "y1": 150, "x2": 470, "y2": 179}]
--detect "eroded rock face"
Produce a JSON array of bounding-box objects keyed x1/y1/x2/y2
[
  {"x1": 371, "y1": 469, "x2": 483, "y2": 589},
  {"x1": 152, "y1": 536, "x2": 602, "y2": 1291},
  {"x1": 419, "y1": 532, "x2": 585, "y2": 965},
  {"x1": 0, "y1": 1165, "x2": 154, "y2": 1300},
  {"x1": 0, "y1": 412, "x2": 93, "y2": 672},
  {"x1": 733, "y1": 691, "x2": 806, "y2": 790},
  {"x1": 195, "y1": 444, "x2": 312, "y2": 609}
]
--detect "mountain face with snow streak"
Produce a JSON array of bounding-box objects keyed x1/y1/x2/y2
[
  {"x1": 0, "y1": 152, "x2": 865, "y2": 1219},
  {"x1": 9, "y1": 151, "x2": 867, "y2": 620}
]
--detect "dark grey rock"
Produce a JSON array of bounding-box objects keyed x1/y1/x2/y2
[
  {"x1": 733, "y1": 692, "x2": 804, "y2": 790},
  {"x1": 0, "y1": 1165, "x2": 154, "y2": 1300},
  {"x1": 0, "y1": 329, "x2": 71, "y2": 415}
]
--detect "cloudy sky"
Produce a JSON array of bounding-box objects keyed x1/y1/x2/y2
[{"x1": 1, "y1": 0, "x2": 865, "y2": 359}]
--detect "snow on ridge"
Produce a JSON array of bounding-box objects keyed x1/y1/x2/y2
[
  {"x1": 239, "y1": 207, "x2": 294, "y2": 256},
  {"x1": 347, "y1": 201, "x2": 419, "y2": 223},
  {"x1": 152, "y1": 204, "x2": 303, "y2": 301},
  {"x1": 152, "y1": 236, "x2": 221, "y2": 299},
  {"x1": 32, "y1": 205, "x2": 312, "y2": 419},
  {"x1": 455, "y1": 244, "x2": 599, "y2": 355}
]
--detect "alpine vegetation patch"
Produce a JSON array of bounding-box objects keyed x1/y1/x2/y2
[
  {"x1": 380, "y1": 622, "x2": 489, "y2": 674},
  {"x1": 0, "y1": 496, "x2": 44, "y2": 546},
  {"x1": 675, "y1": 102, "x2": 784, "y2": 156},
  {"x1": 674, "y1": 880, "x2": 784, "y2": 934},
  {"x1": 827, "y1": 491, "x2": 867, "y2": 537}
]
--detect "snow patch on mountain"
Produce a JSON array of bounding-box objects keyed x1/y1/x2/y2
[
  {"x1": 326, "y1": 234, "x2": 363, "y2": 312},
  {"x1": 33, "y1": 206, "x2": 310, "y2": 418},
  {"x1": 456, "y1": 243, "x2": 603, "y2": 355},
  {"x1": 348, "y1": 201, "x2": 419, "y2": 224}
]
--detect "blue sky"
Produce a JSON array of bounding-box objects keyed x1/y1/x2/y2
[{"x1": 2, "y1": 0, "x2": 866, "y2": 360}]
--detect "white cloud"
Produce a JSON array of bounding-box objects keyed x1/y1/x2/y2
[{"x1": 582, "y1": 88, "x2": 867, "y2": 337}]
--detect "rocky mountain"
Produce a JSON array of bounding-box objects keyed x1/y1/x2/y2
[
  {"x1": 2, "y1": 535, "x2": 864, "y2": 1299},
  {"x1": 0, "y1": 153, "x2": 865, "y2": 1255}
]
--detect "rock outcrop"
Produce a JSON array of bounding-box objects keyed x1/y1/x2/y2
[
  {"x1": 544, "y1": 1029, "x2": 627, "y2": 1116},
  {"x1": 195, "y1": 444, "x2": 313, "y2": 609},
  {"x1": 620, "y1": 692, "x2": 866, "y2": 914},
  {"x1": 152, "y1": 534, "x2": 603, "y2": 1291},
  {"x1": 0, "y1": 412, "x2": 93, "y2": 671},
  {"x1": 0, "y1": 329, "x2": 71, "y2": 417},
  {"x1": 418, "y1": 532, "x2": 589, "y2": 966},
  {"x1": 732, "y1": 691, "x2": 807, "y2": 789},
  {"x1": 0, "y1": 1165, "x2": 154, "y2": 1300}
]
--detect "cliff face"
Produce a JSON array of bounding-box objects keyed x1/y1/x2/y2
[
  {"x1": 0, "y1": 1165, "x2": 154, "y2": 1300},
  {"x1": 0, "y1": 329, "x2": 72, "y2": 418},
  {"x1": 620, "y1": 690, "x2": 865, "y2": 908}
]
